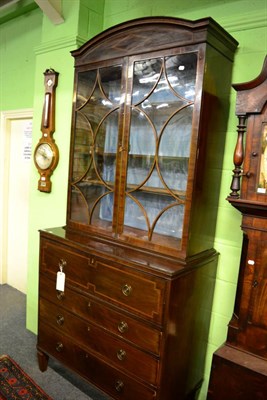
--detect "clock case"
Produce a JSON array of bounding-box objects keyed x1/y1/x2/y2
[{"x1": 208, "y1": 56, "x2": 267, "y2": 399}]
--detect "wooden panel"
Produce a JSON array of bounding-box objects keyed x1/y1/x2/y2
[{"x1": 39, "y1": 275, "x2": 162, "y2": 354}]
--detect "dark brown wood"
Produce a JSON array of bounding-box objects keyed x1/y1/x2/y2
[
  {"x1": 209, "y1": 56, "x2": 267, "y2": 399},
  {"x1": 34, "y1": 68, "x2": 59, "y2": 192},
  {"x1": 37, "y1": 348, "x2": 49, "y2": 372},
  {"x1": 37, "y1": 17, "x2": 238, "y2": 400},
  {"x1": 229, "y1": 115, "x2": 247, "y2": 197},
  {"x1": 208, "y1": 345, "x2": 267, "y2": 400}
]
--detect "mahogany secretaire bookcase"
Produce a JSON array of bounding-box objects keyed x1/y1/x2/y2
[
  {"x1": 36, "y1": 17, "x2": 238, "y2": 400},
  {"x1": 208, "y1": 56, "x2": 267, "y2": 399}
]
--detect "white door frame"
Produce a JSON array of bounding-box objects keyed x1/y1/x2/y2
[{"x1": 0, "y1": 109, "x2": 33, "y2": 285}]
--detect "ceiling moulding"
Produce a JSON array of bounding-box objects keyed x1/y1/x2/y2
[
  {"x1": 34, "y1": 0, "x2": 64, "y2": 25},
  {"x1": 34, "y1": 34, "x2": 87, "y2": 55},
  {"x1": 221, "y1": 9, "x2": 266, "y2": 32}
]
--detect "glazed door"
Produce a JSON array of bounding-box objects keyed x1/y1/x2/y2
[
  {"x1": 68, "y1": 50, "x2": 200, "y2": 252},
  {"x1": 69, "y1": 63, "x2": 125, "y2": 232},
  {"x1": 119, "y1": 52, "x2": 197, "y2": 250}
]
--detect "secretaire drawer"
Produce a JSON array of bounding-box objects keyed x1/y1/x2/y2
[
  {"x1": 39, "y1": 303, "x2": 159, "y2": 385},
  {"x1": 39, "y1": 276, "x2": 162, "y2": 355}
]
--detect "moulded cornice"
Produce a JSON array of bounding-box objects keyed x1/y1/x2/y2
[{"x1": 34, "y1": 9, "x2": 265, "y2": 56}]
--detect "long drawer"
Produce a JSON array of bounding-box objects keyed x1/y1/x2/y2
[
  {"x1": 40, "y1": 239, "x2": 166, "y2": 324},
  {"x1": 38, "y1": 323, "x2": 157, "y2": 400},
  {"x1": 39, "y1": 276, "x2": 162, "y2": 355},
  {"x1": 39, "y1": 298, "x2": 159, "y2": 385}
]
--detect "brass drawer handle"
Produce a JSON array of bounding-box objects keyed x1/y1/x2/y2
[
  {"x1": 115, "y1": 380, "x2": 124, "y2": 392},
  {"x1": 117, "y1": 349, "x2": 126, "y2": 361},
  {"x1": 58, "y1": 258, "x2": 67, "y2": 271},
  {"x1": 118, "y1": 321, "x2": 128, "y2": 333},
  {"x1": 122, "y1": 284, "x2": 132, "y2": 297},
  {"x1": 56, "y1": 315, "x2": 64, "y2": 326},
  {"x1": 56, "y1": 291, "x2": 64, "y2": 300},
  {"x1": 56, "y1": 342, "x2": 63, "y2": 352}
]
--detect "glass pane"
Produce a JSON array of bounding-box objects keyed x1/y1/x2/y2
[
  {"x1": 165, "y1": 54, "x2": 197, "y2": 101},
  {"x1": 100, "y1": 66, "x2": 122, "y2": 104},
  {"x1": 124, "y1": 195, "x2": 148, "y2": 232},
  {"x1": 124, "y1": 192, "x2": 184, "y2": 239},
  {"x1": 153, "y1": 203, "x2": 185, "y2": 238},
  {"x1": 258, "y1": 123, "x2": 267, "y2": 194},
  {"x1": 158, "y1": 106, "x2": 193, "y2": 192},
  {"x1": 127, "y1": 108, "x2": 156, "y2": 188},
  {"x1": 76, "y1": 70, "x2": 97, "y2": 109},
  {"x1": 132, "y1": 59, "x2": 162, "y2": 105},
  {"x1": 72, "y1": 183, "x2": 113, "y2": 229},
  {"x1": 80, "y1": 85, "x2": 114, "y2": 133},
  {"x1": 72, "y1": 112, "x2": 93, "y2": 181},
  {"x1": 158, "y1": 156, "x2": 189, "y2": 192},
  {"x1": 92, "y1": 192, "x2": 114, "y2": 229},
  {"x1": 159, "y1": 106, "x2": 193, "y2": 157},
  {"x1": 70, "y1": 187, "x2": 88, "y2": 223},
  {"x1": 95, "y1": 110, "x2": 119, "y2": 187}
]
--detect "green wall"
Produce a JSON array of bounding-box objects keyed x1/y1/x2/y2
[{"x1": 1, "y1": 1, "x2": 266, "y2": 399}]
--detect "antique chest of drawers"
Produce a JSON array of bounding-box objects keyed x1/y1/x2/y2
[{"x1": 37, "y1": 227, "x2": 217, "y2": 400}]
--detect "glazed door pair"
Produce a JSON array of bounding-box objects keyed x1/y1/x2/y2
[{"x1": 68, "y1": 50, "x2": 198, "y2": 250}]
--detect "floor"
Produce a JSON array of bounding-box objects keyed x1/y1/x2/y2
[{"x1": 0, "y1": 284, "x2": 110, "y2": 400}]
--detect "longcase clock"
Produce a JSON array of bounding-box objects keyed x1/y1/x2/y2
[{"x1": 208, "y1": 56, "x2": 267, "y2": 399}]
